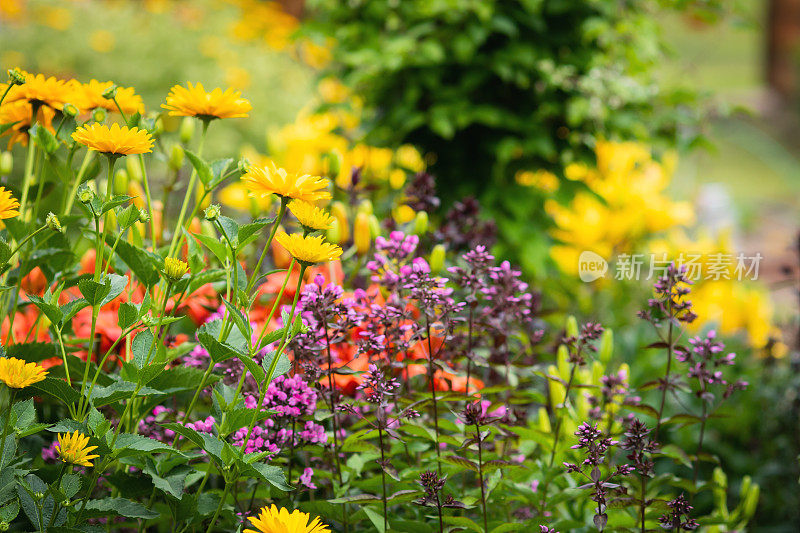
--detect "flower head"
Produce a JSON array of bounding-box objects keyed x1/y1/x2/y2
[
  {"x1": 162, "y1": 82, "x2": 251, "y2": 120},
  {"x1": 72, "y1": 123, "x2": 153, "y2": 156},
  {"x1": 276, "y1": 232, "x2": 341, "y2": 266},
  {"x1": 1, "y1": 71, "x2": 72, "y2": 110},
  {"x1": 0, "y1": 187, "x2": 20, "y2": 219},
  {"x1": 288, "y1": 199, "x2": 334, "y2": 232},
  {"x1": 71, "y1": 79, "x2": 144, "y2": 115},
  {"x1": 0, "y1": 100, "x2": 56, "y2": 149},
  {"x1": 0, "y1": 357, "x2": 47, "y2": 388},
  {"x1": 163, "y1": 257, "x2": 189, "y2": 282},
  {"x1": 56, "y1": 431, "x2": 99, "y2": 467},
  {"x1": 244, "y1": 505, "x2": 329, "y2": 533},
  {"x1": 243, "y1": 161, "x2": 331, "y2": 203}
]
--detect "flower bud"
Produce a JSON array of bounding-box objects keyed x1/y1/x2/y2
[
  {"x1": 204, "y1": 203, "x2": 220, "y2": 222},
  {"x1": 599, "y1": 329, "x2": 613, "y2": 364},
  {"x1": 325, "y1": 149, "x2": 342, "y2": 179},
  {"x1": 168, "y1": 143, "x2": 184, "y2": 171},
  {"x1": 429, "y1": 243, "x2": 446, "y2": 272},
  {"x1": 126, "y1": 155, "x2": 142, "y2": 183},
  {"x1": 138, "y1": 208, "x2": 150, "y2": 223},
  {"x1": 412, "y1": 210, "x2": 428, "y2": 235},
  {"x1": 330, "y1": 201, "x2": 349, "y2": 243},
  {"x1": 354, "y1": 212, "x2": 371, "y2": 256},
  {"x1": 62, "y1": 103, "x2": 79, "y2": 117},
  {"x1": 565, "y1": 315, "x2": 578, "y2": 338},
  {"x1": 113, "y1": 168, "x2": 129, "y2": 195},
  {"x1": 368, "y1": 214, "x2": 381, "y2": 239},
  {"x1": 389, "y1": 168, "x2": 406, "y2": 190},
  {"x1": 78, "y1": 186, "x2": 95, "y2": 204},
  {"x1": 356, "y1": 199, "x2": 373, "y2": 216},
  {"x1": 46, "y1": 212, "x2": 62, "y2": 233},
  {"x1": 0, "y1": 152, "x2": 12, "y2": 176},
  {"x1": 101, "y1": 84, "x2": 118, "y2": 100},
  {"x1": 163, "y1": 257, "x2": 189, "y2": 283},
  {"x1": 179, "y1": 117, "x2": 194, "y2": 144},
  {"x1": 92, "y1": 107, "x2": 106, "y2": 123},
  {"x1": 326, "y1": 217, "x2": 341, "y2": 244},
  {"x1": 7, "y1": 68, "x2": 25, "y2": 86}
]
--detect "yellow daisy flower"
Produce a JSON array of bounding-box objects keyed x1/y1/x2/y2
[
  {"x1": 162, "y1": 82, "x2": 251, "y2": 120},
  {"x1": 71, "y1": 79, "x2": 144, "y2": 115},
  {"x1": 0, "y1": 357, "x2": 47, "y2": 388},
  {"x1": 163, "y1": 257, "x2": 189, "y2": 282},
  {"x1": 242, "y1": 161, "x2": 331, "y2": 203},
  {"x1": 288, "y1": 199, "x2": 334, "y2": 232},
  {"x1": 276, "y1": 232, "x2": 342, "y2": 266},
  {"x1": 71, "y1": 123, "x2": 153, "y2": 156},
  {"x1": 56, "y1": 431, "x2": 99, "y2": 468},
  {"x1": 244, "y1": 505, "x2": 330, "y2": 533},
  {"x1": 1, "y1": 71, "x2": 73, "y2": 110},
  {"x1": 0, "y1": 100, "x2": 56, "y2": 149},
  {"x1": 0, "y1": 187, "x2": 21, "y2": 219}
]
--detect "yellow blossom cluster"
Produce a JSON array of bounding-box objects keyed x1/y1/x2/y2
[{"x1": 538, "y1": 141, "x2": 780, "y2": 354}]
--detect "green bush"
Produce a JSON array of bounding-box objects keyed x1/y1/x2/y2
[{"x1": 304, "y1": 0, "x2": 704, "y2": 269}]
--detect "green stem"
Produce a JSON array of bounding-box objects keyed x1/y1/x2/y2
[{"x1": 168, "y1": 119, "x2": 209, "y2": 258}]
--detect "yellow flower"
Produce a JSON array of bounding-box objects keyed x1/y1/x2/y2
[
  {"x1": 244, "y1": 505, "x2": 330, "y2": 533},
  {"x1": 0, "y1": 100, "x2": 56, "y2": 149},
  {"x1": 56, "y1": 431, "x2": 99, "y2": 468},
  {"x1": 162, "y1": 82, "x2": 251, "y2": 120},
  {"x1": 0, "y1": 186, "x2": 20, "y2": 219},
  {"x1": 276, "y1": 232, "x2": 342, "y2": 265},
  {"x1": 163, "y1": 257, "x2": 189, "y2": 282},
  {"x1": 0, "y1": 357, "x2": 47, "y2": 388},
  {"x1": 1, "y1": 71, "x2": 73, "y2": 110},
  {"x1": 71, "y1": 123, "x2": 153, "y2": 156},
  {"x1": 288, "y1": 199, "x2": 334, "y2": 232},
  {"x1": 71, "y1": 79, "x2": 144, "y2": 115},
  {"x1": 242, "y1": 161, "x2": 331, "y2": 203}
]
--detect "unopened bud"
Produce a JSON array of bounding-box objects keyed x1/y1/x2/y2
[
  {"x1": 101, "y1": 84, "x2": 118, "y2": 100},
  {"x1": 412, "y1": 210, "x2": 428, "y2": 235},
  {"x1": 179, "y1": 117, "x2": 194, "y2": 144},
  {"x1": 326, "y1": 217, "x2": 341, "y2": 244},
  {"x1": 204, "y1": 203, "x2": 220, "y2": 222},
  {"x1": 7, "y1": 68, "x2": 25, "y2": 86},
  {"x1": 356, "y1": 199, "x2": 373, "y2": 216},
  {"x1": 0, "y1": 152, "x2": 12, "y2": 175},
  {"x1": 126, "y1": 155, "x2": 142, "y2": 183},
  {"x1": 168, "y1": 144, "x2": 184, "y2": 171},
  {"x1": 330, "y1": 201, "x2": 349, "y2": 243},
  {"x1": 46, "y1": 212, "x2": 62, "y2": 232},
  {"x1": 354, "y1": 212, "x2": 371, "y2": 256},
  {"x1": 114, "y1": 169, "x2": 129, "y2": 195},
  {"x1": 92, "y1": 107, "x2": 106, "y2": 123},
  {"x1": 62, "y1": 103, "x2": 79, "y2": 117},
  {"x1": 389, "y1": 168, "x2": 405, "y2": 190},
  {"x1": 78, "y1": 186, "x2": 95, "y2": 204},
  {"x1": 326, "y1": 149, "x2": 342, "y2": 179},
  {"x1": 429, "y1": 244, "x2": 446, "y2": 272}
]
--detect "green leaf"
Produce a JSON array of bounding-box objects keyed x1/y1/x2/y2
[
  {"x1": 29, "y1": 377, "x2": 80, "y2": 405},
  {"x1": 84, "y1": 497, "x2": 160, "y2": 519},
  {"x1": 184, "y1": 149, "x2": 213, "y2": 188},
  {"x1": 104, "y1": 235, "x2": 161, "y2": 286},
  {"x1": 78, "y1": 278, "x2": 111, "y2": 307},
  {"x1": 60, "y1": 474, "x2": 82, "y2": 499}
]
